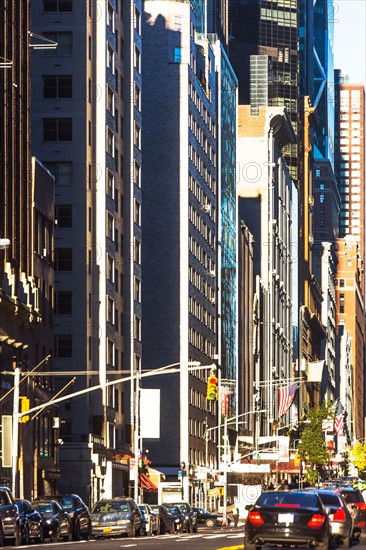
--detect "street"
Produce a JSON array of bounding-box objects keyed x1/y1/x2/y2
[{"x1": 5, "y1": 529, "x2": 366, "y2": 550}]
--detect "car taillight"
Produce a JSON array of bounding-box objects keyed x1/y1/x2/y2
[
  {"x1": 308, "y1": 514, "x2": 326, "y2": 528},
  {"x1": 354, "y1": 503, "x2": 366, "y2": 510},
  {"x1": 248, "y1": 511, "x2": 264, "y2": 525},
  {"x1": 333, "y1": 508, "x2": 346, "y2": 522}
]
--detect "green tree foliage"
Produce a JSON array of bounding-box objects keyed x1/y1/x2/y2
[
  {"x1": 297, "y1": 403, "x2": 333, "y2": 485},
  {"x1": 350, "y1": 441, "x2": 366, "y2": 474}
]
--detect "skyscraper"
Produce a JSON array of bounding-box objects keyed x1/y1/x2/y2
[{"x1": 31, "y1": 0, "x2": 141, "y2": 502}]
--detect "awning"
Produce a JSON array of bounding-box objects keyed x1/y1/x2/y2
[{"x1": 139, "y1": 473, "x2": 158, "y2": 492}]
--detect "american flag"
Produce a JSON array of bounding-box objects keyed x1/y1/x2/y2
[
  {"x1": 278, "y1": 382, "x2": 300, "y2": 418},
  {"x1": 334, "y1": 402, "x2": 344, "y2": 436}
]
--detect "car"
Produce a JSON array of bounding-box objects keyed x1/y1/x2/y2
[
  {"x1": 315, "y1": 489, "x2": 353, "y2": 548},
  {"x1": 244, "y1": 490, "x2": 331, "y2": 550},
  {"x1": 165, "y1": 501, "x2": 198, "y2": 532},
  {"x1": 150, "y1": 504, "x2": 175, "y2": 534},
  {"x1": 15, "y1": 499, "x2": 44, "y2": 544},
  {"x1": 0, "y1": 486, "x2": 22, "y2": 546},
  {"x1": 36, "y1": 493, "x2": 91, "y2": 540},
  {"x1": 90, "y1": 497, "x2": 142, "y2": 538},
  {"x1": 193, "y1": 507, "x2": 231, "y2": 527},
  {"x1": 337, "y1": 486, "x2": 366, "y2": 542},
  {"x1": 32, "y1": 499, "x2": 72, "y2": 542},
  {"x1": 138, "y1": 503, "x2": 159, "y2": 536},
  {"x1": 164, "y1": 505, "x2": 184, "y2": 532}
]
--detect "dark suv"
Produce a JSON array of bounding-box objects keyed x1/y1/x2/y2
[
  {"x1": 36, "y1": 494, "x2": 91, "y2": 541},
  {"x1": 165, "y1": 502, "x2": 197, "y2": 533},
  {"x1": 0, "y1": 486, "x2": 22, "y2": 545}
]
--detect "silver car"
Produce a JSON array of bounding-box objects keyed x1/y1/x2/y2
[
  {"x1": 90, "y1": 498, "x2": 142, "y2": 538},
  {"x1": 317, "y1": 489, "x2": 354, "y2": 548},
  {"x1": 138, "y1": 504, "x2": 159, "y2": 536}
]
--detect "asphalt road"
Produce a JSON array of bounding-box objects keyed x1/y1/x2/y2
[{"x1": 6, "y1": 529, "x2": 366, "y2": 550}]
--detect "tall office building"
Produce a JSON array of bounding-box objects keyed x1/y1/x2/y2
[
  {"x1": 0, "y1": 0, "x2": 56, "y2": 498},
  {"x1": 141, "y1": 0, "x2": 237, "y2": 498},
  {"x1": 31, "y1": 0, "x2": 141, "y2": 502}
]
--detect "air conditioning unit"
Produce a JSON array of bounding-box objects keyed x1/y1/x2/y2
[
  {"x1": 204, "y1": 204, "x2": 211, "y2": 213},
  {"x1": 209, "y1": 270, "x2": 215, "y2": 277},
  {"x1": 308, "y1": 195, "x2": 314, "y2": 207},
  {"x1": 308, "y1": 234, "x2": 314, "y2": 245}
]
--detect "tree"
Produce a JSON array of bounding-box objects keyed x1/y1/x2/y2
[
  {"x1": 350, "y1": 441, "x2": 366, "y2": 475},
  {"x1": 297, "y1": 403, "x2": 333, "y2": 485}
]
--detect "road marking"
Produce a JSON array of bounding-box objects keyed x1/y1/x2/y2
[{"x1": 215, "y1": 546, "x2": 244, "y2": 550}]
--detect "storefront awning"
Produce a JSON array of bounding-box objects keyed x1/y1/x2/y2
[{"x1": 139, "y1": 472, "x2": 158, "y2": 492}]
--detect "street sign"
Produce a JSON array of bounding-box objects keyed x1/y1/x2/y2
[{"x1": 208, "y1": 487, "x2": 224, "y2": 497}]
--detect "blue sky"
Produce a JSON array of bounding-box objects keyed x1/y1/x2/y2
[{"x1": 333, "y1": 0, "x2": 366, "y2": 86}]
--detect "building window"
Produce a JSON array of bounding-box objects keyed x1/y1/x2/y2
[
  {"x1": 134, "y1": 200, "x2": 141, "y2": 225},
  {"x1": 55, "y1": 334, "x2": 72, "y2": 358},
  {"x1": 107, "y1": 129, "x2": 114, "y2": 155},
  {"x1": 315, "y1": 169, "x2": 321, "y2": 177},
  {"x1": 339, "y1": 279, "x2": 345, "y2": 287},
  {"x1": 134, "y1": 124, "x2": 140, "y2": 148},
  {"x1": 107, "y1": 3, "x2": 114, "y2": 30},
  {"x1": 43, "y1": 75, "x2": 72, "y2": 98},
  {"x1": 134, "y1": 238, "x2": 141, "y2": 263},
  {"x1": 107, "y1": 254, "x2": 114, "y2": 281},
  {"x1": 134, "y1": 7, "x2": 141, "y2": 33},
  {"x1": 43, "y1": 118, "x2": 72, "y2": 141},
  {"x1": 174, "y1": 47, "x2": 182, "y2": 63},
  {"x1": 134, "y1": 277, "x2": 141, "y2": 302},
  {"x1": 107, "y1": 297, "x2": 114, "y2": 324},
  {"x1": 43, "y1": 161, "x2": 72, "y2": 186},
  {"x1": 107, "y1": 339, "x2": 114, "y2": 367},
  {"x1": 43, "y1": 0, "x2": 72, "y2": 11},
  {"x1": 55, "y1": 248, "x2": 72, "y2": 271},
  {"x1": 134, "y1": 83, "x2": 141, "y2": 110},
  {"x1": 107, "y1": 44, "x2": 114, "y2": 72},
  {"x1": 134, "y1": 46, "x2": 141, "y2": 72},
  {"x1": 55, "y1": 204, "x2": 72, "y2": 228},
  {"x1": 134, "y1": 161, "x2": 141, "y2": 187},
  {"x1": 43, "y1": 32, "x2": 72, "y2": 56},
  {"x1": 106, "y1": 170, "x2": 114, "y2": 197},
  {"x1": 55, "y1": 291, "x2": 72, "y2": 315},
  {"x1": 107, "y1": 86, "x2": 114, "y2": 114},
  {"x1": 107, "y1": 213, "x2": 114, "y2": 240},
  {"x1": 134, "y1": 316, "x2": 141, "y2": 340},
  {"x1": 319, "y1": 194, "x2": 325, "y2": 203}
]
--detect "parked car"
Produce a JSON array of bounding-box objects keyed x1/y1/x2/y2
[
  {"x1": 337, "y1": 486, "x2": 366, "y2": 542},
  {"x1": 138, "y1": 503, "x2": 159, "y2": 536},
  {"x1": 193, "y1": 507, "x2": 231, "y2": 527},
  {"x1": 32, "y1": 499, "x2": 72, "y2": 542},
  {"x1": 15, "y1": 499, "x2": 44, "y2": 544},
  {"x1": 90, "y1": 497, "x2": 142, "y2": 538},
  {"x1": 244, "y1": 490, "x2": 331, "y2": 550},
  {"x1": 165, "y1": 501, "x2": 198, "y2": 532},
  {"x1": 315, "y1": 489, "x2": 353, "y2": 548},
  {"x1": 150, "y1": 504, "x2": 175, "y2": 534},
  {"x1": 36, "y1": 493, "x2": 91, "y2": 540},
  {"x1": 164, "y1": 505, "x2": 184, "y2": 532},
  {"x1": 0, "y1": 486, "x2": 22, "y2": 546}
]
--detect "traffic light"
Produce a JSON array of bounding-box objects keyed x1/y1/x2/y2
[
  {"x1": 19, "y1": 396, "x2": 30, "y2": 423},
  {"x1": 206, "y1": 373, "x2": 218, "y2": 401}
]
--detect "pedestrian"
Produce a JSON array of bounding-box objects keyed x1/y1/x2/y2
[{"x1": 232, "y1": 507, "x2": 239, "y2": 528}]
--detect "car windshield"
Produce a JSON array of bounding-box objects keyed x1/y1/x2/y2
[
  {"x1": 92, "y1": 501, "x2": 129, "y2": 513},
  {"x1": 34, "y1": 503, "x2": 53, "y2": 513},
  {"x1": 339, "y1": 490, "x2": 361, "y2": 503},
  {"x1": 318, "y1": 493, "x2": 341, "y2": 506},
  {"x1": 60, "y1": 497, "x2": 73, "y2": 510},
  {"x1": 258, "y1": 492, "x2": 319, "y2": 508}
]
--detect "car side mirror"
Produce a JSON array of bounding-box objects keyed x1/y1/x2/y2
[{"x1": 245, "y1": 504, "x2": 253, "y2": 511}]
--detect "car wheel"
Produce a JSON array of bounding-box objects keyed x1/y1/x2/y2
[
  {"x1": 0, "y1": 529, "x2": 4, "y2": 547},
  {"x1": 37, "y1": 525, "x2": 45, "y2": 544},
  {"x1": 72, "y1": 521, "x2": 81, "y2": 541},
  {"x1": 13, "y1": 525, "x2": 22, "y2": 547},
  {"x1": 23, "y1": 524, "x2": 31, "y2": 545},
  {"x1": 245, "y1": 541, "x2": 259, "y2": 550},
  {"x1": 206, "y1": 518, "x2": 215, "y2": 528},
  {"x1": 341, "y1": 534, "x2": 351, "y2": 548},
  {"x1": 51, "y1": 526, "x2": 61, "y2": 543},
  {"x1": 135, "y1": 524, "x2": 142, "y2": 537}
]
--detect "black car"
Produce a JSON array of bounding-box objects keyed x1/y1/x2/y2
[
  {"x1": 193, "y1": 507, "x2": 231, "y2": 527},
  {"x1": 15, "y1": 500, "x2": 44, "y2": 545},
  {"x1": 0, "y1": 486, "x2": 22, "y2": 546},
  {"x1": 37, "y1": 494, "x2": 91, "y2": 540},
  {"x1": 165, "y1": 505, "x2": 184, "y2": 532},
  {"x1": 245, "y1": 490, "x2": 331, "y2": 550},
  {"x1": 150, "y1": 504, "x2": 175, "y2": 534},
  {"x1": 32, "y1": 499, "x2": 72, "y2": 542},
  {"x1": 337, "y1": 486, "x2": 366, "y2": 542},
  {"x1": 166, "y1": 501, "x2": 198, "y2": 533}
]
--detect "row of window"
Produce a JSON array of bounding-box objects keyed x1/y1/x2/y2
[
  {"x1": 189, "y1": 236, "x2": 215, "y2": 273},
  {"x1": 189, "y1": 327, "x2": 215, "y2": 357},
  {"x1": 189, "y1": 205, "x2": 215, "y2": 247},
  {"x1": 189, "y1": 296, "x2": 216, "y2": 331},
  {"x1": 189, "y1": 82, "x2": 216, "y2": 137},
  {"x1": 189, "y1": 112, "x2": 215, "y2": 159},
  {"x1": 189, "y1": 266, "x2": 215, "y2": 303}
]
